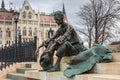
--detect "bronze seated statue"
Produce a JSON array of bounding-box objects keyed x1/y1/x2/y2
[
  {"x1": 36, "y1": 11, "x2": 87, "y2": 72},
  {"x1": 39, "y1": 40, "x2": 86, "y2": 71}
]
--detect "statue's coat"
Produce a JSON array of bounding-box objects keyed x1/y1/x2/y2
[{"x1": 64, "y1": 44, "x2": 112, "y2": 78}]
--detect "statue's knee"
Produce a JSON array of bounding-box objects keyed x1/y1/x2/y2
[
  {"x1": 56, "y1": 53, "x2": 60, "y2": 57},
  {"x1": 56, "y1": 52, "x2": 63, "y2": 57}
]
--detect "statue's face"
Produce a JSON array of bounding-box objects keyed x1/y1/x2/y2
[{"x1": 54, "y1": 15, "x2": 63, "y2": 25}]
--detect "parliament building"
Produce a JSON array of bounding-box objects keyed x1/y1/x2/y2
[{"x1": 0, "y1": 0, "x2": 67, "y2": 46}]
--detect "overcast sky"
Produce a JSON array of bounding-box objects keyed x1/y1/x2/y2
[
  {"x1": 1, "y1": 0, "x2": 119, "y2": 45},
  {"x1": 0, "y1": 0, "x2": 90, "y2": 45},
  {"x1": 1, "y1": 0, "x2": 89, "y2": 27}
]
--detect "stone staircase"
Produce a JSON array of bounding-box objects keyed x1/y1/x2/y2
[
  {"x1": 0, "y1": 62, "x2": 38, "y2": 80},
  {"x1": 1, "y1": 53, "x2": 120, "y2": 80}
]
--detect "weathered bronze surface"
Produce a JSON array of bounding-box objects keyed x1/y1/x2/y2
[
  {"x1": 37, "y1": 11, "x2": 86, "y2": 71},
  {"x1": 64, "y1": 44, "x2": 112, "y2": 78}
]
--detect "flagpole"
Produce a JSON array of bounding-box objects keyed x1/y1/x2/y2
[
  {"x1": 9, "y1": 1, "x2": 13, "y2": 10},
  {"x1": 9, "y1": 2, "x2": 10, "y2": 10}
]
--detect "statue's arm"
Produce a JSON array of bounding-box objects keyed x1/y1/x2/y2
[
  {"x1": 56, "y1": 25, "x2": 73, "y2": 44},
  {"x1": 35, "y1": 41, "x2": 46, "y2": 57}
]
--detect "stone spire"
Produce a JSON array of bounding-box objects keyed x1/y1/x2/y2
[
  {"x1": 62, "y1": 3, "x2": 66, "y2": 14},
  {"x1": 1, "y1": 0, "x2": 5, "y2": 9},
  {"x1": 62, "y1": 3, "x2": 68, "y2": 22},
  {"x1": 0, "y1": 0, "x2": 8, "y2": 12}
]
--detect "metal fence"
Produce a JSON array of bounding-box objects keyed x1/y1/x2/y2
[{"x1": 0, "y1": 35, "x2": 37, "y2": 70}]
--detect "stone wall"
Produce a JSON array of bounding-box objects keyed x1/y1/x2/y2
[{"x1": 107, "y1": 44, "x2": 120, "y2": 53}]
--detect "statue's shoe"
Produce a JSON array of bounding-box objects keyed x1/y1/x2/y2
[{"x1": 47, "y1": 67, "x2": 60, "y2": 72}]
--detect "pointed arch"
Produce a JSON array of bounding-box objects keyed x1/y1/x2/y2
[
  {"x1": 28, "y1": 11, "x2": 32, "y2": 19},
  {"x1": 0, "y1": 28, "x2": 2, "y2": 38},
  {"x1": 28, "y1": 27, "x2": 32, "y2": 36},
  {"x1": 23, "y1": 27, "x2": 27, "y2": 36},
  {"x1": 34, "y1": 27, "x2": 37, "y2": 36},
  {"x1": 6, "y1": 28, "x2": 11, "y2": 37}
]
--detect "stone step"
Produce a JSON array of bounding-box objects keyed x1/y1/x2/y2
[
  {"x1": 25, "y1": 70, "x2": 120, "y2": 80},
  {"x1": 0, "y1": 78, "x2": 13, "y2": 80},
  {"x1": 16, "y1": 68, "x2": 37, "y2": 74},
  {"x1": 25, "y1": 70, "x2": 74, "y2": 80},
  {"x1": 75, "y1": 74, "x2": 120, "y2": 80},
  {"x1": 29, "y1": 62, "x2": 42, "y2": 70},
  {"x1": 111, "y1": 53, "x2": 120, "y2": 62},
  {"x1": 7, "y1": 73, "x2": 27, "y2": 80},
  {"x1": 91, "y1": 62, "x2": 120, "y2": 74},
  {"x1": 25, "y1": 62, "x2": 120, "y2": 79},
  {"x1": 20, "y1": 62, "x2": 36, "y2": 68}
]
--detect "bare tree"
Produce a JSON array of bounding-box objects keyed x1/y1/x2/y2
[{"x1": 78, "y1": 0, "x2": 120, "y2": 47}]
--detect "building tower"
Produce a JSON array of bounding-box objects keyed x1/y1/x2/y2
[
  {"x1": 0, "y1": 0, "x2": 8, "y2": 12},
  {"x1": 62, "y1": 3, "x2": 68, "y2": 22}
]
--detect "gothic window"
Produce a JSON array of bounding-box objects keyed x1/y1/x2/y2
[
  {"x1": 34, "y1": 28, "x2": 37, "y2": 36},
  {"x1": 23, "y1": 38, "x2": 25, "y2": 42},
  {"x1": 25, "y1": 6, "x2": 29, "y2": 10},
  {"x1": 18, "y1": 27, "x2": 21, "y2": 35},
  {"x1": 28, "y1": 12, "x2": 32, "y2": 19},
  {"x1": 28, "y1": 27, "x2": 32, "y2": 36},
  {"x1": 23, "y1": 11, "x2": 26, "y2": 18},
  {"x1": 6, "y1": 28, "x2": 11, "y2": 38},
  {"x1": 0, "y1": 28, "x2": 2, "y2": 39},
  {"x1": 6, "y1": 41, "x2": 9, "y2": 44},
  {"x1": 23, "y1": 27, "x2": 27, "y2": 36}
]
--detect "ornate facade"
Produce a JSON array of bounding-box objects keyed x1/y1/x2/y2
[
  {"x1": 0, "y1": 0, "x2": 14, "y2": 46},
  {"x1": 0, "y1": 0, "x2": 67, "y2": 46}
]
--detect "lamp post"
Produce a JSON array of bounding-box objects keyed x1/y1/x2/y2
[{"x1": 14, "y1": 11, "x2": 18, "y2": 61}]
